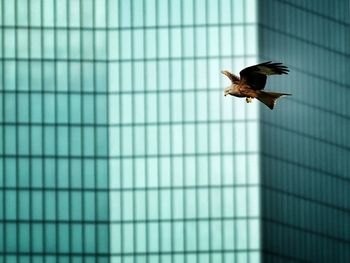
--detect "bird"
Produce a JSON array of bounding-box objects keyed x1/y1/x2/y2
[{"x1": 221, "y1": 61, "x2": 291, "y2": 109}]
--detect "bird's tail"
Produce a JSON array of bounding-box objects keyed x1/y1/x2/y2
[{"x1": 256, "y1": 91, "x2": 291, "y2": 110}]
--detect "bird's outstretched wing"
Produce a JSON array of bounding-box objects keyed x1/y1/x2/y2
[
  {"x1": 221, "y1": 70, "x2": 240, "y2": 84},
  {"x1": 239, "y1": 61, "x2": 289, "y2": 90}
]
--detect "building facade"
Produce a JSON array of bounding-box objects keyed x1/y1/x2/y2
[
  {"x1": 1, "y1": 0, "x2": 349, "y2": 262},
  {"x1": 1, "y1": 0, "x2": 260, "y2": 262},
  {"x1": 258, "y1": 0, "x2": 350, "y2": 262}
]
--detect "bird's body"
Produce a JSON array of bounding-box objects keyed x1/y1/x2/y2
[{"x1": 222, "y1": 61, "x2": 291, "y2": 109}]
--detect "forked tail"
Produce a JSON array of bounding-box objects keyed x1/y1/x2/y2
[{"x1": 257, "y1": 91, "x2": 291, "y2": 110}]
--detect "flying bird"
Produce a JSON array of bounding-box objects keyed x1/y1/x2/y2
[{"x1": 222, "y1": 61, "x2": 291, "y2": 109}]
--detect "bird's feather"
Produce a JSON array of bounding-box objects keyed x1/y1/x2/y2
[
  {"x1": 239, "y1": 61, "x2": 289, "y2": 90},
  {"x1": 221, "y1": 70, "x2": 240, "y2": 84}
]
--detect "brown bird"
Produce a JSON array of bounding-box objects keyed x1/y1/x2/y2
[{"x1": 222, "y1": 61, "x2": 291, "y2": 109}]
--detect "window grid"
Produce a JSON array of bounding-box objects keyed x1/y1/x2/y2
[{"x1": 1, "y1": 0, "x2": 260, "y2": 262}]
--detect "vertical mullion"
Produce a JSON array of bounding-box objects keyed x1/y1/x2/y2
[
  {"x1": 79, "y1": 0, "x2": 85, "y2": 261},
  {"x1": 66, "y1": 0, "x2": 72, "y2": 260},
  {"x1": 242, "y1": 1, "x2": 250, "y2": 262},
  {"x1": 53, "y1": 0, "x2": 59, "y2": 259},
  {"x1": 204, "y1": 0, "x2": 212, "y2": 261},
  {"x1": 15, "y1": 0, "x2": 20, "y2": 259},
  {"x1": 167, "y1": 0, "x2": 175, "y2": 261},
  {"x1": 28, "y1": 0, "x2": 33, "y2": 261},
  {"x1": 143, "y1": 1, "x2": 149, "y2": 262},
  {"x1": 40, "y1": 0, "x2": 46, "y2": 260},
  {"x1": 117, "y1": 0, "x2": 124, "y2": 260},
  {"x1": 218, "y1": 0, "x2": 225, "y2": 262},
  {"x1": 105, "y1": 0, "x2": 110, "y2": 259},
  {"x1": 1, "y1": 0, "x2": 5, "y2": 258},
  {"x1": 130, "y1": 0, "x2": 137, "y2": 260},
  {"x1": 155, "y1": 1, "x2": 162, "y2": 262},
  {"x1": 231, "y1": 0, "x2": 238, "y2": 261},
  {"x1": 93, "y1": 0, "x2": 98, "y2": 259},
  {"x1": 192, "y1": 0, "x2": 200, "y2": 261},
  {"x1": 179, "y1": 0, "x2": 186, "y2": 260}
]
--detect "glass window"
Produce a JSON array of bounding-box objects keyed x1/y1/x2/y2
[
  {"x1": 69, "y1": 62, "x2": 81, "y2": 90},
  {"x1": 57, "y1": 126, "x2": 68, "y2": 156},
  {"x1": 19, "y1": 223, "x2": 30, "y2": 252},
  {"x1": 233, "y1": 26, "x2": 245, "y2": 55},
  {"x1": 4, "y1": 29, "x2": 15, "y2": 58},
  {"x1": 223, "y1": 220, "x2": 235, "y2": 250},
  {"x1": 32, "y1": 190, "x2": 43, "y2": 220},
  {"x1": 83, "y1": 159, "x2": 95, "y2": 188},
  {"x1": 70, "y1": 94, "x2": 82, "y2": 123},
  {"x1": 4, "y1": 61, "x2": 15, "y2": 90},
  {"x1": 173, "y1": 189, "x2": 183, "y2": 219},
  {"x1": 97, "y1": 224, "x2": 109, "y2": 253},
  {"x1": 3, "y1": 95, "x2": 16, "y2": 122},
  {"x1": 249, "y1": 219, "x2": 260, "y2": 249},
  {"x1": 17, "y1": 29, "x2": 29, "y2": 59},
  {"x1": 110, "y1": 191, "x2": 121, "y2": 220},
  {"x1": 97, "y1": 192, "x2": 109, "y2": 220},
  {"x1": 18, "y1": 158, "x2": 30, "y2": 187},
  {"x1": 31, "y1": 125, "x2": 43, "y2": 153},
  {"x1": 44, "y1": 127, "x2": 56, "y2": 155},
  {"x1": 5, "y1": 190, "x2": 17, "y2": 219},
  {"x1": 71, "y1": 159, "x2": 82, "y2": 187},
  {"x1": 45, "y1": 190, "x2": 56, "y2": 220},
  {"x1": 210, "y1": 188, "x2": 222, "y2": 216},
  {"x1": 95, "y1": 31, "x2": 107, "y2": 60},
  {"x1": 235, "y1": 187, "x2": 247, "y2": 217},
  {"x1": 6, "y1": 223, "x2": 17, "y2": 252},
  {"x1": 147, "y1": 190, "x2": 159, "y2": 220},
  {"x1": 71, "y1": 127, "x2": 82, "y2": 156},
  {"x1": 95, "y1": 0, "x2": 106, "y2": 27},
  {"x1": 96, "y1": 63, "x2": 108, "y2": 92},
  {"x1": 198, "y1": 220, "x2": 210, "y2": 251},
  {"x1": 57, "y1": 159, "x2": 69, "y2": 188},
  {"x1": 148, "y1": 222, "x2": 159, "y2": 252},
  {"x1": 83, "y1": 94, "x2": 94, "y2": 123},
  {"x1": 185, "y1": 189, "x2": 196, "y2": 218},
  {"x1": 96, "y1": 127, "x2": 108, "y2": 157},
  {"x1": 134, "y1": 159, "x2": 146, "y2": 188},
  {"x1": 184, "y1": 156, "x2": 196, "y2": 186},
  {"x1": 71, "y1": 192, "x2": 82, "y2": 220},
  {"x1": 82, "y1": 31, "x2": 93, "y2": 60},
  {"x1": 236, "y1": 220, "x2": 248, "y2": 249},
  {"x1": 17, "y1": 62, "x2": 29, "y2": 90},
  {"x1": 45, "y1": 157, "x2": 56, "y2": 187},
  {"x1": 122, "y1": 223, "x2": 134, "y2": 253},
  {"x1": 82, "y1": 0, "x2": 93, "y2": 27},
  {"x1": 96, "y1": 94, "x2": 107, "y2": 124},
  {"x1": 69, "y1": 0, "x2": 80, "y2": 27},
  {"x1": 159, "y1": 189, "x2": 171, "y2": 219},
  {"x1": 170, "y1": 29, "x2": 182, "y2": 58},
  {"x1": 17, "y1": 0, "x2": 28, "y2": 26},
  {"x1": 211, "y1": 220, "x2": 223, "y2": 250},
  {"x1": 109, "y1": 95, "x2": 120, "y2": 124},
  {"x1": 134, "y1": 190, "x2": 146, "y2": 220},
  {"x1": 97, "y1": 159, "x2": 108, "y2": 188},
  {"x1": 71, "y1": 224, "x2": 83, "y2": 253},
  {"x1": 171, "y1": 156, "x2": 183, "y2": 186},
  {"x1": 110, "y1": 224, "x2": 121, "y2": 253},
  {"x1": 57, "y1": 62, "x2": 68, "y2": 90},
  {"x1": 197, "y1": 188, "x2": 210, "y2": 218},
  {"x1": 84, "y1": 192, "x2": 96, "y2": 220},
  {"x1": 44, "y1": 94, "x2": 55, "y2": 123},
  {"x1": 58, "y1": 223, "x2": 69, "y2": 252},
  {"x1": 146, "y1": 125, "x2": 158, "y2": 156}
]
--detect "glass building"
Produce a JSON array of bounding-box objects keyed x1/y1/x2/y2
[
  {"x1": 258, "y1": 0, "x2": 350, "y2": 262},
  {"x1": 1, "y1": 0, "x2": 260, "y2": 262},
  {"x1": 1, "y1": 0, "x2": 349, "y2": 263}
]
